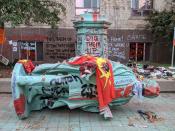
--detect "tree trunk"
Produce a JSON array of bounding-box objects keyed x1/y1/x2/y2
[{"x1": 0, "y1": 21, "x2": 4, "y2": 28}]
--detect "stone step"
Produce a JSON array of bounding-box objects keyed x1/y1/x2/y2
[{"x1": 157, "y1": 81, "x2": 175, "y2": 93}]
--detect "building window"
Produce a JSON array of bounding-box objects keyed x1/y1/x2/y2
[
  {"x1": 76, "y1": 0, "x2": 100, "y2": 15},
  {"x1": 131, "y1": 0, "x2": 153, "y2": 16},
  {"x1": 18, "y1": 41, "x2": 43, "y2": 61}
]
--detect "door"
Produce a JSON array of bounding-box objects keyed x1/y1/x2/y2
[{"x1": 129, "y1": 43, "x2": 144, "y2": 62}]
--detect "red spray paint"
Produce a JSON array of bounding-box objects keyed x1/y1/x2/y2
[{"x1": 14, "y1": 94, "x2": 25, "y2": 115}]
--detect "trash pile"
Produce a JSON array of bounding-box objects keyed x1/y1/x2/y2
[
  {"x1": 137, "y1": 110, "x2": 163, "y2": 123},
  {"x1": 127, "y1": 62, "x2": 175, "y2": 80},
  {"x1": 128, "y1": 110, "x2": 164, "y2": 128}
]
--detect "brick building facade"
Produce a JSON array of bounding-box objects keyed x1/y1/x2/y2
[{"x1": 0, "y1": 0, "x2": 173, "y2": 64}]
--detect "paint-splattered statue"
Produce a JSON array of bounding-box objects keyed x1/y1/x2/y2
[{"x1": 11, "y1": 55, "x2": 160, "y2": 119}]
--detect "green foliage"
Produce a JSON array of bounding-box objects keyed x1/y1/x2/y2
[
  {"x1": 146, "y1": 2, "x2": 175, "y2": 43},
  {"x1": 0, "y1": 0, "x2": 66, "y2": 28}
]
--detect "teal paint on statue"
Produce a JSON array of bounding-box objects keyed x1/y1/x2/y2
[
  {"x1": 11, "y1": 57, "x2": 160, "y2": 119},
  {"x1": 74, "y1": 13, "x2": 111, "y2": 58}
]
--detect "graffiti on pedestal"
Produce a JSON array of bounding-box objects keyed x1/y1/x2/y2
[
  {"x1": 76, "y1": 36, "x2": 83, "y2": 55},
  {"x1": 85, "y1": 35, "x2": 101, "y2": 56}
]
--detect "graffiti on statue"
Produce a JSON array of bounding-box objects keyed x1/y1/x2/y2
[
  {"x1": 42, "y1": 86, "x2": 69, "y2": 98},
  {"x1": 50, "y1": 75, "x2": 83, "y2": 86},
  {"x1": 44, "y1": 75, "x2": 98, "y2": 99},
  {"x1": 115, "y1": 76, "x2": 134, "y2": 86},
  {"x1": 81, "y1": 84, "x2": 97, "y2": 99}
]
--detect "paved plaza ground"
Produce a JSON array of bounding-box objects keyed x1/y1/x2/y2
[{"x1": 0, "y1": 93, "x2": 175, "y2": 131}]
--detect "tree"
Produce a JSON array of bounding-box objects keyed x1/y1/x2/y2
[
  {"x1": 0, "y1": 0, "x2": 66, "y2": 28},
  {"x1": 146, "y1": 1, "x2": 175, "y2": 43}
]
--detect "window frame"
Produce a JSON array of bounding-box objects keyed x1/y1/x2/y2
[
  {"x1": 131, "y1": 0, "x2": 153, "y2": 17},
  {"x1": 18, "y1": 41, "x2": 44, "y2": 61},
  {"x1": 75, "y1": 0, "x2": 100, "y2": 16}
]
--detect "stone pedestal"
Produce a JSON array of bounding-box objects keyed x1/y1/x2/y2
[{"x1": 73, "y1": 12, "x2": 111, "y2": 58}]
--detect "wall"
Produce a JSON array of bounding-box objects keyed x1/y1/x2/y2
[
  {"x1": 150, "y1": 43, "x2": 173, "y2": 64},
  {"x1": 153, "y1": 0, "x2": 171, "y2": 12},
  {"x1": 56, "y1": 0, "x2": 171, "y2": 29},
  {"x1": 100, "y1": 0, "x2": 147, "y2": 29},
  {"x1": 44, "y1": 29, "x2": 76, "y2": 62},
  {"x1": 108, "y1": 30, "x2": 152, "y2": 63},
  {"x1": 1, "y1": 28, "x2": 155, "y2": 64},
  {"x1": 5, "y1": 0, "x2": 170, "y2": 29},
  {"x1": 57, "y1": 0, "x2": 147, "y2": 29},
  {"x1": 2, "y1": 28, "x2": 76, "y2": 63}
]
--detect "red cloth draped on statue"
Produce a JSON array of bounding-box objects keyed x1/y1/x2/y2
[
  {"x1": 18, "y1": 60, "x2": 35, "y2": 73},
  {"x1": 68, "y1": 55, "x2": 116, "y2": 109}
]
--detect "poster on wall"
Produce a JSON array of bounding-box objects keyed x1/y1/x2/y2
[
  {"x1": 13, "y1": 47, "x2": 17, "y2": 52},
  {"x1": 18, "y1": 41, "x2": 36, "y2": 61},
  {"x1": 12, "y1": 41, "x2": 18, "y2": 52},
  {"x1": 108, "y1": 42, "x2": 129, "y2": 63}
]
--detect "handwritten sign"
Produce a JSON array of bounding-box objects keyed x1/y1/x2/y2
[
  {"x1": 0, "y1": 55, "x2": 9, "y2": 65},
  {"x1": 108, "y1": 42, "x2": 129, "y2": 62},
  {"x1": 19, "y1": 41, "x2": 36, "y2": 50}
]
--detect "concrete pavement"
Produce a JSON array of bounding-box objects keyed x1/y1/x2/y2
[
  {"x1": 0, "y1": 78, "x2": 11, "y2": 93},
  {"x1": 0, "y1": 93, "x2": 175, "y2": 131}
]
